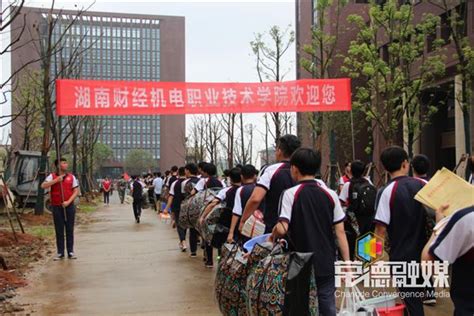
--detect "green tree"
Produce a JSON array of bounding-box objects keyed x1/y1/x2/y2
[
  {"x1": 342, "y1": 0, "x2": 445, "y2": 159},
  {"x1": 13, "y1": 71, "x2": 44, "y2": 151},
  {"x1": 93, "y1": 142, "x2": 114, "y2": 173},
  {"x1": 124, "y1": 149, "x2": 155, "y2": 175}
]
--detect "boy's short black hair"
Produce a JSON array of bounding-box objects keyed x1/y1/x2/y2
[
  {"x1": 235, "y1": 164, "x2": 243, "y2": 170},
  {"x1": 223, "y1": 169, "x2": 230, "y2": 177},
  {"x1": 350, "y1": 160, "x2": 366, "y2": 178},
  {"x1": 380, "y1": 146, "x2": 408, "y2": 173},
  {"x1": 290, "y1": 148, "x2": 321, "y2": 176},
  {"x1": 277, "y1": 134, "x2": 301, "y2": 158},
  {"x1": 229, "y1": 167, "x2": 241, "y2": 183},
  {"x1": 198, "y1": 162, "x2": 207, "y2": 170},
  {"x1": 54, "y1": 157, "x2": 67, "y2": 167},
  {"x1": 157, "y1": 172, "x2": 162, "y2": 178},
  {"x1": 171, "y1": 165, "x2": 178, "y2": 172},
  {"x1": 178, "y1": 167, "x2": 186, "y2": 177},
  {"x1": 241, "y1": 164, "x2": 257, "y2": 179},
  {"x1": 185, "y1": 163, "x2": 198, "y2": 175},
  {"x1": 165, "y1": 170, "x2": 171, "y2": 176},
  {"x1": 412, "y1": 154, "x2": 430, "y2": 176},
  {"x1": 203, "y1": 163, "x2": 217, "y2": 177}
]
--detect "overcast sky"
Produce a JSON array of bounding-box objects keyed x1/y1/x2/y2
[{"x1": 1, "y1": 0, "x2": 296, "y2": 164}]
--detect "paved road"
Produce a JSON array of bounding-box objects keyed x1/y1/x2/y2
[
  {"x1": 14, "y1": 195, "x2": 454, "y2": 315},
  {"x1": 17, "y1": 195, "x2": 220, "y2": 315}
]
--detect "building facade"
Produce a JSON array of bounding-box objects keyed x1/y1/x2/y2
[
  {"x1": 295, "y1": 0, "x2": 474, "y2": 175},
  {"x1": 11, "y1": 7, "x2": 186, "y2": 171}
]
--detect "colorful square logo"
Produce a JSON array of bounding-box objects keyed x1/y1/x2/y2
[{"x1": 356, "y1": 233, "x2": 384, "y2": 263}]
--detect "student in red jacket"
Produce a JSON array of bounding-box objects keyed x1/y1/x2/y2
[{"x1": 41, "y1": 158, "x2": 80, "y2": 260}]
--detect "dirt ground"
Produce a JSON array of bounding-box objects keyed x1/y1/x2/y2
[{"x1": 0, "y1": 197, "x2": 101, "y2": 314}]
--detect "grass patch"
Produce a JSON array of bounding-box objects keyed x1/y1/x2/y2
[
  {"x1": 29, "y1": 226, "x2": 55, "y2": 238},
  {"x1": 79, "y1": 205, "x2": 97, "y2": 213}
]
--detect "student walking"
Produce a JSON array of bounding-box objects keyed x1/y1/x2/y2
[
  {"x1": 191, "y1": 162, "x2": 224, "y2": 268},
  {"x1": 102, "y1": 177, "x2": 112, "y2": 205},
  {"x1": 200, "y1": 167, "x2": 241, "y2": 255},
  {"x1": 41, "y1": 158, "x2": 80, "y2": 260},
  {"x1": 339, "y1": 160, "x2": 377, "y2": 258},
  {"x1": 227, "y1": 164, "x2": 259, "y2": 244},
  {"x1": 422, "y1": 205, "x2": 474, "y2": 316},
  {"x1": 374, "y1": 146, "x2": 428, "y2": 316},
  {"x1": 166, "y1": 167, "x2": 187, "y2": 251},
  {"x1": 181, "y1": 163, "x2": 201, "y2": 257},
  {"x1": 131, "y1": 175, "x2": 144, "y2": 223},
  {"x1": 240, "y1": 134, "x2": 301, "y2": 233},
  {"x1": 153, "y1": 172, "x2": 163, "y2": 212},
  {"x1": 271, "y1": 148, "x2": 349, "y2": 316},
  {"x1": 117, "y1": 176, "x2": 127, "y2": 204}
]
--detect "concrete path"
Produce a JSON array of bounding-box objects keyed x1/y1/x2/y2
[{"x1": 16, "y1": 195, "x2": 220, "y2": 315}]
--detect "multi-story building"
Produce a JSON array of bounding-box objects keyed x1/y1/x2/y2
[
  {"x1": 11, "y1": 7, "x2": 185, "y2": 171},
  {"x1": 296, "y1": 0, "x2": 474, "y2": 174}
]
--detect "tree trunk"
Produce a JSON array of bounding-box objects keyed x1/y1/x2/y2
[
  {"x1": 72, "y1": 125, "x2": 78, "y2": 175},
  {"x1": 329, "y1": 129, "x2": 337, "y2": 190}
]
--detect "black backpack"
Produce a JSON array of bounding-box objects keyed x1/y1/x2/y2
[{"x1": 348, "y1": 179, "x2": 376, "y2": 216}]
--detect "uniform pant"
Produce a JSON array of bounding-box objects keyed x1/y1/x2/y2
[
  {"x1": 173, "y1": 208, "x2": 186, "y2": 242},
  {"x1": 52, "y1": 205, "x2": 76, "y2": 255},
  {"x1": 103, "y1": 191, "x2": 110, "y2": 204},
  {"x1": 315, "y1": 275, "x2": 336, "y2": 316},
  {"x1": 398, "y1": 286, "x2": 425, "y2": 316},
  {"x1": 118, "y1": 190, "x2": 125, "y2": 203},
  {"x1": 132, "y1": 199, "x2": 142, "y2": 220},
  {"x1": 189, "y1": 228, "x2": 199, "y2": 254}
]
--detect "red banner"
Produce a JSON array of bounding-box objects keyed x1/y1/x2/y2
[{"x1": 56, "y1": 79, "x2": 351, "y2": 116}]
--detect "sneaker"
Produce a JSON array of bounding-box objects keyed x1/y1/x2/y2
[
  {"x1": 53, "y1": 254, "x2": 65, "y2": 261},
  {"x1": 190, "y1": 252, "x2": 197, "y2": 257},
  {"x1": 423, "y1": 298, "x2": 437, "y2": 306},
  {"x1": 68, "y1": 253, "x2": 77, "y2": 260},
  {"x1": 205, "y1": 263, "x2": 214, "y2": 268}
]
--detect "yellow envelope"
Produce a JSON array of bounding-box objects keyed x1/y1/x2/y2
[{"x1": 415, "y1": 167, "x2": 474, "y2": 216}]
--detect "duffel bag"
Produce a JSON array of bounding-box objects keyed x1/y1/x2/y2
[{"x1": 246, "y1": 245, "x2": 318, "y2": 316}]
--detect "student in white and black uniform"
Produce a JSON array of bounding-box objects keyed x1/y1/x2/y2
[
  {"x1": 180, "y1": 163, "x2": 201, "y2": 257},
  {"x1": 165, "y1": 167, "x2": 187, "y2": 251},
  {"x1": 240, "y1": 134, "x2": 301, "y2": 234},
  {"x1": 422, "y1": 206, "x2": 474, "y2": 316},
  {"x1": 191, "y1": 162, "x2": 224, "y2": 268},
  {"x1": 271, "y1": 148, "x2": 349, "y2": 316},
  {"x1": 228, "y1": 164, "x2": 260, "y2": 244},
  {"x1": 192, "y1": 163, "x2": 226, "y2": 195},
  {"x1": 165, "y1": 166, "x2": 178, "y2": 189},
  {"x1": 412, "y1": 154, "x2": 431, "y2": 182},
  {"x1": 200, "y1": 167, "x2": 241, "y2": 251},
  {"x1": 374, "y1": 147, "x2": 427, "y2": 316}
]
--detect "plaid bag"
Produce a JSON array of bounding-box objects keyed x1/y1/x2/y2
[
  {"x1": 215, "y1": 243, "x2": 273, "y2": 316},
  {"x1": 246, "y1": 247, "x2": 318, "y2": 316},
  {"x1": 179, "y1": 189, "x2": 219, "y2": 230},
  {"x1": 198, "y1": 203, "x2": 228, "y2": 242}
]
